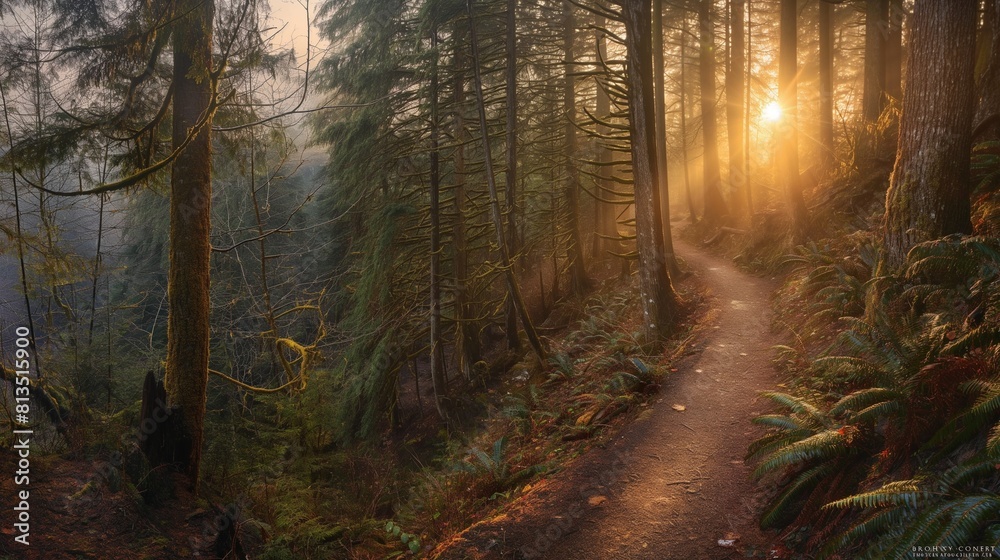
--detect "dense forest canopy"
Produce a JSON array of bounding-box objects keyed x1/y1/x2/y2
[{"x1": 1, "y1": 0, "x2": 999, "y2": 558}]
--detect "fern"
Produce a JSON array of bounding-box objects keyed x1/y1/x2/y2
[
  {"x1": 761, "y1": 462, "x2": 839, "y2": 528},
  {"x1": 753, "y1": 429, "x2": 852, "y2": 479},
  {"x1": 825, "y1": 479, "x2": 927, "y2": 511}
]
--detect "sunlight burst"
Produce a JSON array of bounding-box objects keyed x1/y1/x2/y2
[{"x1": 763, "y1": 102, "x2": 783, "y2": 123}]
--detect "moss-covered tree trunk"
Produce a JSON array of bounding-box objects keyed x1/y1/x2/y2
[
  {"x1": 165, "y1": 0, "x2": 214, "y2": 489},
  {"x1": 624, "y1": 0, "x2": 677, "y2": 344},
  {"x1": 882, "y1": 0, "x2": 977, "y2": 272},
  {"x1": 699, "y1": 0, "x2": 728, "y2": 225}
]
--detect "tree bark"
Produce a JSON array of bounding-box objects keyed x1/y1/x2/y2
[
  {"x1": 467, "y1": 0, "x2": 546, "y2": 361},
  {"x1": 975, "y1": 0, "x2": 1000, "y2": 141},
  {"x1": 819, "y1": 0, "x2": 836, "y2": 168},
  {"x1": 428, "y1": 25, "x2": 447, "y2": 418},
  {"x1": 451, "y1": 24, "x2": 480, "y2": 381},
  {"x1": 680, "y1": 14, "x2": 697, "y2": 222},
  {"x1": 624, "y1": 0, "x2": 678, "y2": 344},
  {"x1": 165, "y1": 0, "x2": 215, "y2": 489},
  {"x1": 885, "y1": 0, "x2": 903, "y2": 102},
  {"x1": 726, "y1": 0, "x2": 747, "y2": 219},
  {"x1": 882, "y1": 0, "x2": 977, "y2": 272},
  {"x1": 652, "y1": 0, "x2": 681, "y2": 277},
  {"x1": 699, "y1": 0, "x2": 728, "y2": 225},
  {"x1": 592, "y1": 14, "x2": 617, "y2": 259},
  {"x1": 863, "y1": 0, "x2": 889, "y2": 123},
  {"x1": 504, "y1": 0, "x2": 521, "y2": 352},
  {"x1": 778, "y1": 0, "x2": 809, "y2": 240},
  {"x1": 563, "y1": 0, "x2": 590, "y2": 294}
]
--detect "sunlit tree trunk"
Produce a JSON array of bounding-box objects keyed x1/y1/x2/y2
[
  {"x1": 165, "y1": 0, "x2": 215, "y2": 489},
  {"x1": 863, "y1": 0, "x2": 889, "y2": 123},
  {"x1": 778, "y1": 0, "x2": 809, "y2": 240},
  {"x1": 885, "y1": 0, "x2": 903, "y2": 102},
  {"x1": 882, "y1": 0, "x2": 976, "y2": 272},
  {"x1": 819, "y1": 0, "x2": 836, "y2": 168},
  {"x1": 592, "y1": 14, "x2": 617, "y2": 258},
  {"x1": 699, "y1": 0, "x2": 728, "y2": 225},
  {"x1": 726, "y1": 0, "x2": 747, "y2": 220},
  {"x1": 680, "y1": 14, "x2": 697, "y2": 222},
  {"x1": 624, "y1": 0, "x2": 677, "y2": 344},
  {"x1": 652, "y1": 0, "x2": 681, "y2": 276},
  {"x1": 563, "y1": 0, "x2": 590, "y2": 294}
]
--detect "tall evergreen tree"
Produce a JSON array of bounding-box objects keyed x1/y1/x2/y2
[{"x1": 882, "y1": 0, "x2": 977, "y2": 271}]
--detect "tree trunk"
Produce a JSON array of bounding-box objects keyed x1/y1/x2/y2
[
  {"x1": 778, "y1": 0, "x2": 809, "y2": 240},
  {"x1": 592, "y1": 14, "x2": 617, "y2": 259},
  {"x1": 652, "y1": 0, "x2": 681, "y2": 277},
  {"x1": 885, "y1": 0, "x2": 903, "y2": 102},
  {"x1": 504, "y1": 0, "x2": 521, "y2": 352},
  {"x1": 624, "y1": 0, "x2": 678, "y2": 344},
  {"x1": 467, "y1": 0, "x2": 546, "y2": 361},
  {"x1": 165, "y1": 0, "x2": 215, "y2": 489},
  {"x1": 744, "y1": 0, "x2": 753, "y2": 214},
  {"x1": 451, "y1": 24, "x2": 480, "y2": 381},
  {"x1": 699, "y1": 0, "x2": 728, "y2": 225},
  {"x1": 726, "y1": 0, "x2": 747, "y2": 220},
  {"x1": 819, "y1": 0, "x2": 836, "y2": 168},
  {"x1": 882, "y1": 0, "x2": 976, "y2": 272},
  {"x1": 975, "y1": 0, "x2": 1000, "y2": 141},
  {"x1": 428, "y1": 25, "x2": 447, "y2": 418},
  {"x1": 563, "y1": 0, "x2": 590, "y2": 294},
  {"x1": 863, "y1": 0, "x2": 889, "y2": 123},
  {"x1": 680, "y1": 14, "x2": 697, "y2": 222}
]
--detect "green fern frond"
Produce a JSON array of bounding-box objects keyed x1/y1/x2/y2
[
  {"x1": 761, "y1": 392, "x2": 833, "y2": 429},
  {"x1": 830, "y1": 388, "x2": 900, "y2": 417},
  {"x1": 986, "y1": 423, "x2": 1000, "y2": 458},
  {"x1": 852, "y1": 400, "x2": 904, "y2": 425},
  {"x1": 919, "y1": 496, "x2": 1000, "y2": 549},
  {"x1": 752, "y1": 414, "x2": 809, "y2": 431},
  {"x1": 761, "y1": 462, "x2": 840, "y2": 528},
  {"x1": 746, "y1": 430, "x2": 816, "y2": 462},
  {"x1": 820, "y1": 508, "x2": 912, "y2": 559},
  {"x1": 825, "y1": 479, "x2": 926, "y2": 510},
  {"x1": 753, "y1": 429, "x2": 849, "y2": 479},
  {"x1": 938, "y1": 460, "x2": 999, "y2": 489}
]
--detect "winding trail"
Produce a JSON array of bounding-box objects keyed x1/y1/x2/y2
[{"x1": 434, "y1": 240, "x2": 780, "y2": 560}]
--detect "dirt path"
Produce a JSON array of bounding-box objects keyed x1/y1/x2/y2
[{"x1": 433, "y1": 240, "x2": 781, "y2": 560}]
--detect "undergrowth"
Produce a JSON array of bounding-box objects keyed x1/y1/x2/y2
[
  {"x1": 201, "y1": 275, "x2": 693, "y2": 558},
  {"x1": 751, "y1": 234, "x2": 1000, "y2": 557}
]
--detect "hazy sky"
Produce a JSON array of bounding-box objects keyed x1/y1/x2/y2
[{"x1": 269, "y1": 0, "x2": 324, "y2": 63}]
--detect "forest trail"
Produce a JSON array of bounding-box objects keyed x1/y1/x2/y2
[{"x1": 435, "y1": 238, "x2": 781, "y2": 560}]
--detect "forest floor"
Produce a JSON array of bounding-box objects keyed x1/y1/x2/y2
[{"x1": 432, "y1": 238, "x2": 784, "y2": 560}]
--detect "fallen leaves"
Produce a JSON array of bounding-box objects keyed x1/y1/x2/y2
[
  {"x1": 587, "y1": 495, "x2": 607, "y2": 507},
  {"x1": 671, "y1": 404, "x2": 687, "y2": 412}
]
